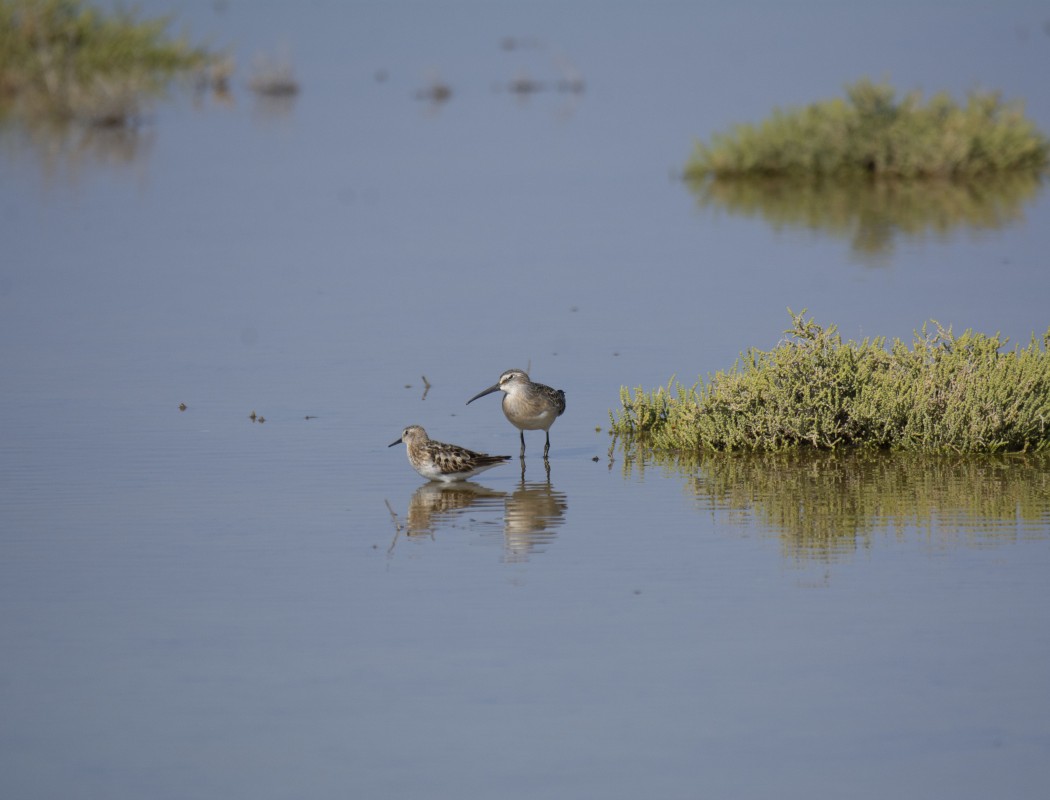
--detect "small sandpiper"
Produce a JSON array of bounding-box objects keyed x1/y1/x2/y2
[
  {"x1": 389, "y1": 425, "x2": 512, "y2": 483},
  {"x1": 466, "y1": 369, "x2": 566, "y2": 458}
]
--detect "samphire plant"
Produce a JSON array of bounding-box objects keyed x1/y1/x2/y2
[
  {"x1": 684, "y1": 79, "x2": 1050, "y2": 180},
  {"x1": 0, "y1": 0, "x2": 210, "y2": 123},
  {"x1": 611, "y1": 311, "x2": 1050, "y2": 453}
]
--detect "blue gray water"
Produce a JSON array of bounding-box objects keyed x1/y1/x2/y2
[{"x1": 2, "y1": 2, "x2": 1049, "y2": 798}]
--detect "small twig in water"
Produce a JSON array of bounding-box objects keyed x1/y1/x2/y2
[{"x1": 384, "y1": 499, "x2": 403, "y2": 553}]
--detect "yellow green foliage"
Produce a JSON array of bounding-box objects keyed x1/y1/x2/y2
[
  {"x1": 685, "y1": 79, "x2": 1049, "y2": 179},
  {"x1": 611, "y1": 311, "x2": 1050, "y2": 453},
  {"x1": 0, "y1": 0, "x2": 209, "y2": 121}
]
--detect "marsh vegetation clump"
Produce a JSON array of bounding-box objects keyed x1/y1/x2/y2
[
  {"x1": 0, "y1": 0, "x2": 210, "y2": 124},
  {"x1": 611, "y1": 311, "x2": 1050, "y2": 453},
  {"x1": 685, "y1": 79, "x2": 1050, "y2": 180}
]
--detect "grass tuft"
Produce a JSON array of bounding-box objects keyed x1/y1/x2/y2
[
  {"x1": 0, "y1": 0, "x2": 210, "y2": 124},
  {"x1": 611, "y1": 310, "x2": 1050, "y2": 453},
  {"x1": 685, "y1": 79, "x2": 1050, "y2": 180}
]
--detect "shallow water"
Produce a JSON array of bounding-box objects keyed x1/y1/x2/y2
[{"x1": 3, "y1": 2, "x2": 1050, "y2": 798}]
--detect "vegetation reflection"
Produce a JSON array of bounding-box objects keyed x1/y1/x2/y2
[
  {"x1": 683, "y1": 79, "x2": 1049, "y2": 260},
  {"x1": 617, "y1": 443, "x2": 1050, "y2": 561},
  {"x1": 685, "y1": 171, "x2": 1042, "y2": 260}
]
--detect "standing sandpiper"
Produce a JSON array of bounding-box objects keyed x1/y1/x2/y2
[
  {"x1": 389, "y1": 425, "x2": 511, "y2": 483},
  {"x1": 466, "y1": 369, "x2": 566, "y2": 459}
]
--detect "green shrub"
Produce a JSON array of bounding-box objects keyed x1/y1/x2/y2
[
  {"x1": 611, "y1": 311, "x2": 1050, "y2": 453},
  {"x1": 685, "y1": 79, "x2": 1050, "y2": 179},
  {"x1": 0, "y1": 0, "x2": 209, "y2": 122}
]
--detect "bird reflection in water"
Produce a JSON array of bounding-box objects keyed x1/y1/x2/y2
[
  {"x1": 502, "y1": 481, "x2": 568, "y2": 562},
  {"x1": 388, "y1": 479, "x2": 568, "y2": 561},
  {"x1": 405, "y1": 481, "x2": 504, "y2": 536}
]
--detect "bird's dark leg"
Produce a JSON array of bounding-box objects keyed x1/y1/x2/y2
[
  {"x1": 543, "y1": 431, "x2": 551, "y2": 459},
  {"x1": 519, "y1": 430, "x2": 526, "y2": 458}
]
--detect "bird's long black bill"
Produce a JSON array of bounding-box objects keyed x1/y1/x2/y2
[
  {"x1": 388, "y1": 438, "x2": 402, "y2": 447},
  {"x1": 466, "y1": 384, "x2": 500, "y2": 405}
]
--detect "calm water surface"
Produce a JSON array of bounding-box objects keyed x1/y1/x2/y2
[{"x1": 2, "y1": 2, "x2": 1050, "y2": 798}]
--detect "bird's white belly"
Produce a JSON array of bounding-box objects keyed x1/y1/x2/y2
[{"x1": 503, "y1": 401, "x2": 557, "y2": 430}]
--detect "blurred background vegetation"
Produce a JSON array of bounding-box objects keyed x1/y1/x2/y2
[
  {"x1": 682, "y1": 79, "x2": 1050, "y2": 259},
  {"x1": 685, "y1": 79, "x2": 1050, "y2": 180},
  {"x1": 0, "y1": 0, "x2": 211, "y2": 125}
]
